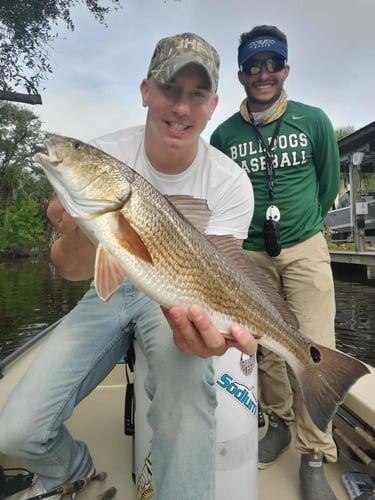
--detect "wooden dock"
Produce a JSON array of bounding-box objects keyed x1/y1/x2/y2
[{"x1": 329, "y1": 250, "x2": 375, "y2": 266}]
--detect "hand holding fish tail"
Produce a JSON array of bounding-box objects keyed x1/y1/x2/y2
[
  {"x1": 227, "y1": 323, "x2": 258, "y2": 356},
  {"x1": 47, "y1": 193, "x2": 96, "y2": 281},
  {"x1": 163, "y1": 305, "x2": 257, "y2": 358}
]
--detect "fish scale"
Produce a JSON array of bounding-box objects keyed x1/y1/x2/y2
[{"x1": 35, "y1": 134, "x2": 370, "y2": 432}]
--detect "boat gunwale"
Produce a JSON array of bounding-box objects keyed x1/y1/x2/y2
[{"x1": 0, "y1": 318, "x2": 63, "y2": 379}]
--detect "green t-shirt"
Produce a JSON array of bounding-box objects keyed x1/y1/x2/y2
[{"x1": 210, "y1": 100, "x2": 340, "y2": 251}]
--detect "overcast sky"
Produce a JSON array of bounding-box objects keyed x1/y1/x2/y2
[{"x1": 25, "y1": 0, "x2": 374, "y2": 142}]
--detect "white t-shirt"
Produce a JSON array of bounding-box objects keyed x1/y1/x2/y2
[{"x1": 90, "y1": 125, "x2": 254, "y2": 239}]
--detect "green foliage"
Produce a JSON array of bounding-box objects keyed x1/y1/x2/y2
[
  {"x1": 362, "y1": 173, "x2": 375, "y2": 193},
  {"x1": 336, "y1": 126, "x2": 355, "y2": 141},
  {"x1": 0, "y1": 101, "x2": 45, "y2": 158},
  {"x1": 0, "y1": 194, "x2": 46, "y2": 252},
  {"x1": 0, "y1": 0, "x2": 120, "y2": 95},
  {"x1": 0, "y1": 102, "x2": 46, "y2": 202},
  {"x1": 0, "y1": 102, "x2": 52, "y2": 254},
  {"x1": 327, "y1": 241, "x2": 356, "y2": 251}
]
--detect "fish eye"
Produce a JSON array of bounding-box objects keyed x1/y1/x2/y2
[{"x1": 72, "y1": 141, "x2": 83, "y2": 150}]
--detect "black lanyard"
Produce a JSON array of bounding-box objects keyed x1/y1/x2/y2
[{"x1": 249, "y1": 115, "x2": 282, "y2": 201}]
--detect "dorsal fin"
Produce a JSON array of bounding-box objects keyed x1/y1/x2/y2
[
  {"x1": 166, "y1": 195, "x2": 210, "y2": 234},
  {"x1": 207, "y1": 234, "x2": 300, "y2": 328}
]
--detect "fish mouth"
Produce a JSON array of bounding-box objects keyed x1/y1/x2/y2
[{"x1": 36, "y1": 137, "x2": 64, "y2": 166}]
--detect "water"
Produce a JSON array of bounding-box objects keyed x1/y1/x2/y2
[
  {"x1": 0, "y1": 257, "x2": 90, "y2": 359},
  {"x1": 333, "y1": 263, "x2": 375, "y2": 366},
  {"x1": 0, "y1": 259, "x2": 374, "y2": 367}
]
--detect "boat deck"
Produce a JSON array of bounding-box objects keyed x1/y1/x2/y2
[
  {"x1": 1, "y1": 338, "x2": 374, "y2": 499},
  {"x1": 0, "y1": 371, "x2": 367, "y2": 499},
  {"x1": 52, "y1": 370, "x2": 361, "y2": 499}
]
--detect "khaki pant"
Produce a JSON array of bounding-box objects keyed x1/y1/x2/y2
[{"x1": 248, "y1": 232, "x2": 337, "y2": 462}]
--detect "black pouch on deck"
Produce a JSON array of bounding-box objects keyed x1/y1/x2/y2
[{"x1": 0, "y1": 466, "x2": 34, "y2": 498}]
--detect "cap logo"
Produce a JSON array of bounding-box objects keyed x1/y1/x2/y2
[
  {"x1": 237, "y1": 35, "x2": 288, "y2": 67},
  {"x1": 176, "y1": 37, "x2": 206, "y2": 53},
  {"x1": 249, "y1": 38, "x2": 277, "y2": 50}
]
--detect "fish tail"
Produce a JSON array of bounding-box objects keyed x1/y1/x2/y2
[{"x1": 295, "y1": 345, "x2": 370, "y2": 432}]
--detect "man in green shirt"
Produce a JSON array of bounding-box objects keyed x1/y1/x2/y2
[{"x1": 211, "y1": 25, "x2": 340, "y2": 500}]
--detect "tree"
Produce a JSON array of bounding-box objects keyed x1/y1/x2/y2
[
  {"x1": 0, "y1": 102, "x2": 50, "y2": 254},
  {"x1": 0, "y1": 195, "x2": 46, "y2": 253},
  {"x1": 336, "y1": 126, "x2": 355, "y2": 141},
  {"x1": 0, "y1": 0, "x2": 120, "y2": 104}
]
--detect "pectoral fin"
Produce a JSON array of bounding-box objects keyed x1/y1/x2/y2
[
  {"x1": 95, "y1": 244, "x2": 127, "y2": 302},
  {"x1": 94, "y1": 212, "x2": 154, "y2": 301},
  {"x1": 115, "y1": 212, "x2": 153, "y2": 264}
]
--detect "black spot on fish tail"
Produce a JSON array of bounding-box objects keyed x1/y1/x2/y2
[
  {"x1": 295, "y1": 345, "x2": 370, "y2": 432},
  {"x1": 309, "y1": 345, "x2": 321, "y2": 363}
]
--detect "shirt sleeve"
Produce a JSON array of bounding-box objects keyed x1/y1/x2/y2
[
  {"x1": 312, "y1": 110, "x2": 340, "y2": 217},
  {"x1": 206, "y1": 163, "x2": 254, "y2": 240},
  {"x1": 210, "y1": 126, "x2": 224, "y2": 152},
  {"x1": 204, "y1": 133, "x2": 253, "y2": 239}
]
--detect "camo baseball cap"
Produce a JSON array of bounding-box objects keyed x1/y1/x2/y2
[{"x1": 148, "y1": 33, "x2": 220, "y2": 92}]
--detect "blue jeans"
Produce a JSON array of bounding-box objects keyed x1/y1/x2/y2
[{"x1": 0, "y1": 282, "x2": 217, "y2": 499}]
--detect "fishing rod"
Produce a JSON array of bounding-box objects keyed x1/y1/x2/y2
[
  {"x1": 337, "y1": 408, "x2": 375, "y2": 449},
  {"x1": 334, "y1": 427, "x2": 375, "y2": 476},
  {"x1": 340, "y1": 404, "x2": 375, "y2": 438},
  {"x1": 25, "y1": 471, "x2": 116, "y2": 500}
]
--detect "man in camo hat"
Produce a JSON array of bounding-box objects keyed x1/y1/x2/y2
[
  {"x1": 148, "y1": 32, "x2": 220, "y2": 92},
  {"x1": 1, "y1": 32, "x2": 256, "y2": 500}
]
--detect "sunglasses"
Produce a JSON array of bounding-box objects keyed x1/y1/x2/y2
[{"x1": 242, "y1": 57, "x2": 286, "y2": 76}]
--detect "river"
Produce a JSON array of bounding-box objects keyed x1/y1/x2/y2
[
  {"x1": 332, "y1": 262, "x2": 375, "y2": 366},
  {"x1": 0, "y1": 258, "x2": 374, "y2": 367},
  {"x1": 0, "y1": 257, "x2": 90, "y2": 359}
]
